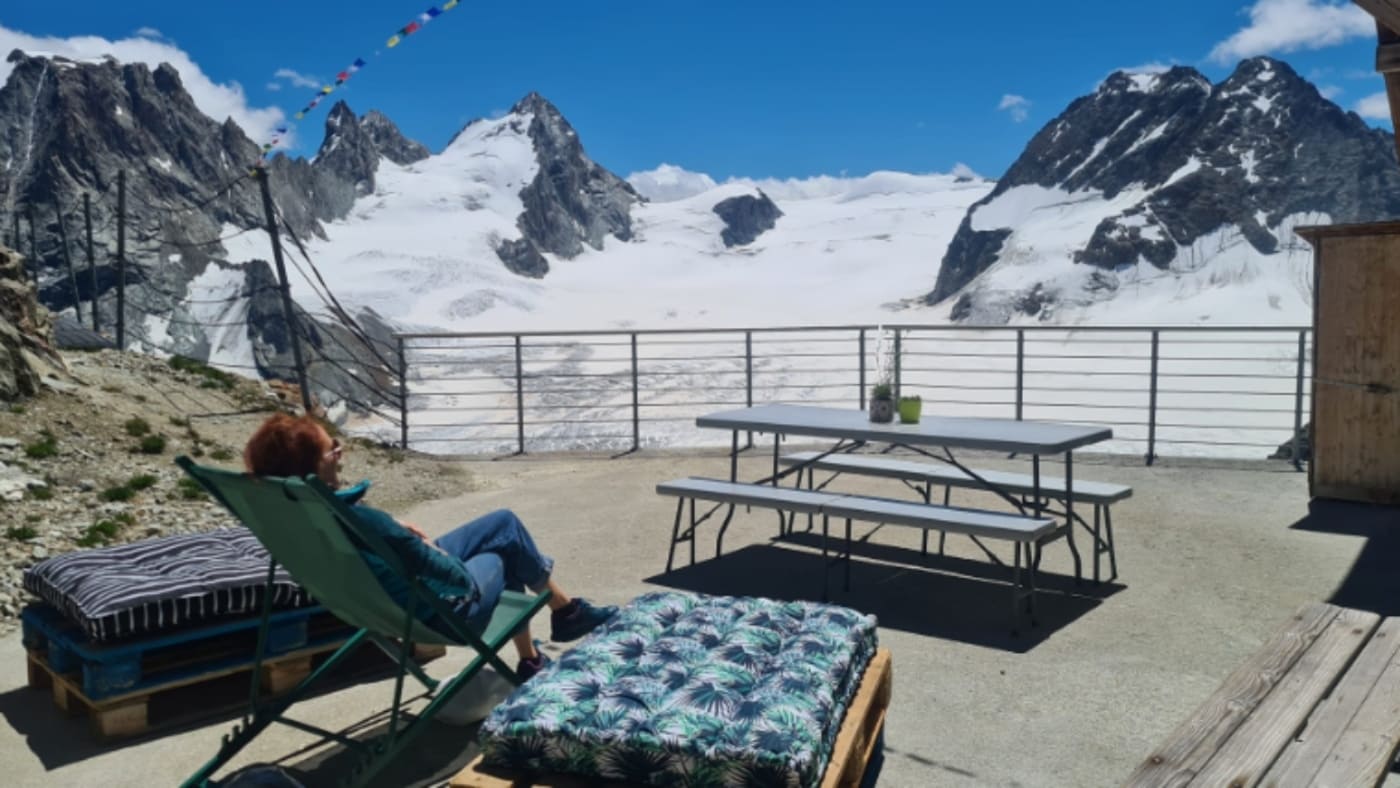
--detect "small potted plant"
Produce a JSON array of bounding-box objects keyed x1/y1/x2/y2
[
  {"x1": 869, "y1": 383, "x2": 895, "y2": 423},
  {"x1": 898, "y1": 394, "x2": 922, "y2": 424}
]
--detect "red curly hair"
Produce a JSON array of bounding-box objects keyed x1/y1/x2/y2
[{"x1": 244, "y1": 413, "x2": 327, "y2": 478}]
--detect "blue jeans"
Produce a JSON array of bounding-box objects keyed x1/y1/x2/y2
[{"x1": 434, "y1": 509, "x2": 554, "y2": 632}]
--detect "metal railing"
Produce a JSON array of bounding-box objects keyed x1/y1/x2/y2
[{"x1": 394, "y1": 324, "x2": 1312, "y2": 466}]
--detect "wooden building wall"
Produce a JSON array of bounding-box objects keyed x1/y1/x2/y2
[{"x1": 1298, "y1": 222, "x2": 1400, "y2": 504}]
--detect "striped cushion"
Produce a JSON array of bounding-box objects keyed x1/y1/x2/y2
[{"x1": 23, "y1": 527, "x2": 313, "y2": 642}]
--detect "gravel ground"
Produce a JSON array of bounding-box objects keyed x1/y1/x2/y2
[{"x1": 0, "y1": 349, "x2": 471, "y2": 636}]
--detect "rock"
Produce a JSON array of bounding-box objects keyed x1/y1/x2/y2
[
  {"x1": 926, "y1": 56, "x2": 1400, "y2": 316},
  {"x1": 491, "y1": 92, "x2": 642, "y2": 273},
  {"x1": 30, "y1": 545, "x2": 47, "y2": 560},
  {"x1": 77, "y1": 479, "x2": 96, "y2": 491},
  {"x1": 0, "y1": 438, "x2": 19, "y2": 449},
  {"x1": 713, "y1": 191, "x2": 783, "y2": 247}
]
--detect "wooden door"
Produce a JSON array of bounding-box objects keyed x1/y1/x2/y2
[{"x1": 1309, "y1": 227, "x2": 1400, "y2": 504}]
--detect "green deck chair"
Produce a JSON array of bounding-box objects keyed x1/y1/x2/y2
[{"x1": 174, "y1": 456, "x2": 551, "y2": 788}]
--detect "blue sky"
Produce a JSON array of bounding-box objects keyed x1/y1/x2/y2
[{"x1": 0, "y1": 1, "x2": 1390, "y2": 180}]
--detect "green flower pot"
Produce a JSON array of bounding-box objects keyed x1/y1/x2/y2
[{"x1": 898, "y1": 397, "x2": 922, "y2": 424}]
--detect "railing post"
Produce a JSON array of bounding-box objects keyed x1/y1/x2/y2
[
  {"x1": 744, "y1": 330, "x2": 753, "y2": 449},
  {"x1": 514, "y1": 334, "x2": 525, "y2": 455},
  {"x1": 1015, "y1": 329, "x2": 1025, "y2": 421},
  {"x1": 1292, "y1": 330, "x2": 1306, "y2": 472},
  {"x1": 631, "y1": 332, "x2": 640, "y2": 453},
  {"x1": 858, "y1": 328, "x2": 867, "y2": 409},
  {"x1": 1146, "y1": 330, "x2": 1160, "y2": 466},
  {"x1": 893, "y1": 328, "x2": 902, "y2": 399},
  {"x1": 396, "y1": 337, "x2": 408, "y2": 450}
]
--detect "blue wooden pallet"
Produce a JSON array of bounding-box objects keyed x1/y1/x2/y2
[{"x1": 21, "y1": 602, "x2": 352, "y2": 702}]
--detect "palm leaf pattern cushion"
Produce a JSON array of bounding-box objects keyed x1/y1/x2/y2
[{"x1": 479, "y1": 591, "x2": 878, "y2": 787}]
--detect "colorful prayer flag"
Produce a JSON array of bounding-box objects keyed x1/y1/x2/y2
[
  {"x1": 387, "y1": 34, "x2": 402, "y2": 47},
  {"x1": 443, "y1": 0, "x2": 459, "y2": 9}
]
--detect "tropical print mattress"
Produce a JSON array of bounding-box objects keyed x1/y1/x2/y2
[
  {"x1": 23, "y1": 527, "x2": 313, "y2": 641},
  {"x1": 479, "y1": 591, "x2": 878, "y2": 787}
]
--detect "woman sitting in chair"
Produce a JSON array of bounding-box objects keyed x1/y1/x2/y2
[{"x1": 243, "y1": 413, "x2": 616, "y2": 680}]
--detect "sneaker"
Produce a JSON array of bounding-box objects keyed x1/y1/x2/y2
[
  {"x1": 550, "y1": 598, "x2": 618, "y2": 643},
  {"x1": 515, "y1": 647, "x2": 552, "y2": 681}
]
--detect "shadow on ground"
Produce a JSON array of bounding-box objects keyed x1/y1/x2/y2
[
  {"x1": 277, "y1": 712, "x2": 482, "y2": 788},
  {"x1": 1291, "y1": 498, "x2": 1400, "y2": 616},
  {"x1": 0, "y1": 644, "x2": 417, "y2": 773},
  {"x1": 646, "y1": 535, "x2": 1123, "y2": 653}
]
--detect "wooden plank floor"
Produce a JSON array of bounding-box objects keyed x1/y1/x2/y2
[
  {"x1": 452, "y1": 647, "x2": 892, "y2": 788},
  {"x1": 1124, "y1": 603, "x2": 1400, "y2": 788}
]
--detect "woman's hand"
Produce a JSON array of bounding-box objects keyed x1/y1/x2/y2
[{"x1": 400, "y1": 520, "x2": 448, "y2": 554}]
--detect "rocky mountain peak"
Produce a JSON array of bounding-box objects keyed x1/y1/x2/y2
[
  {"x1": 494, "y1": 91, "x2": 641, "y2": 278},
  {"x1": 360, "y1": 110, "x2": 428, "y2": 165},
  {"x1": 926, "y1": 56, "x2": 1400, "y2": 321}
]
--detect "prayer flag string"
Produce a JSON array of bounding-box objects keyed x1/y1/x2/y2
[{"x1": 260, "y1": 3, "x2": 462, "y2": 163}]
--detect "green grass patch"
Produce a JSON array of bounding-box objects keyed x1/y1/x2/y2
[
  {"x1": 29, "y1": 486, "x2": 53, "y2": 501},
  {"x1": 23, "y1": 430, "x2": 57, "y2": 459},
  {"x1": 76, "y1": 519, "x2": 122, "y2": 548},
  {"x1": 137, "y1": 434, "x2": 167, "y2": 455},
  {"x1": 9, "y1": 404, "x2": 25, "y2": 415},
  {"x1": 210, "y1": 447, "x2": 235, "y2": 461},
  {"x1": 99, "y1": 485, "x2": 135, "y2": 502},
  {"x1": 169, "y1": 416, "x2": 190, "y2": 428},
  {"x1": 5, "y1": 525, "x2": 37, "y2": 540},
  {"x1": 170, "y1": 356, "x2": 238, "y2": 390},
  {"x1": 126, "y1": 473, "x2": 158, "y2": 491},
  {"x1": 123, "y1": 417, "x2": 151, "y2": 437},
  {"x1": 177, "y1": 477, "x2": 207, "y2": 500}
]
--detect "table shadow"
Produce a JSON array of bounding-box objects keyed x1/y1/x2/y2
[{"x1": 645, "y1": 540, "x2": 1121, "y2": 653}]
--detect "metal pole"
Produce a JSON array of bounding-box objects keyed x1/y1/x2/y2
[
  {"x1": 893, "y1": 328, "x2": 902, "y2": 399},
  {"x1": 83, "y1": 192, "x2": 98, "y2": 332},
  {"x1": 397, "y1": 337, "x2": 409, "y2": 450},
  {"x1": 744, "y1": 330, "x2": 753, "y2": 449},
  {"x1": 1015, "y1": 329, "x2": 1025, "y2": 421},
  {"x1": 52, "y1": 194, "x2": 82, "y2": 323},
  {"x1": 858, "y1": 328, "x2": 867, "y2": 409},
  {"x1": 115, "y1": 171, "x2": 126, "y2": 348},
  {"x1": 1146, "y1": 330, "x2": 1160, "y2": 466},
  {"x1": 254, "y1": 167, "x2": 313, "y2": 413},
  {"x1": 1292, "y1": 330, "x2": 1306, "y2": 472},
  {"x1": 630, "y1": 332, "x2": 640, "y2": 453},
  {"x1": 514, "y1": 334, "x2": 525, "y2": 455}
]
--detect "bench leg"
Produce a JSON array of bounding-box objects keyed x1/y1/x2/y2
[
  {"x1": 940, "y1": 486, "x2": 950, "y2": 555},
  {"x1": 806, "y1": 467, "x2": 816, "y2": 534},
  {"x1": 1104, "y1": 505, "x2": 1118, "y2": 582},
  {"x1": 665, "y1": 498, "x2": 684, "y2": 573},
  {"x1": 821, "y1": 514, "x2": 830, "y2": 602},
  {"x1": 845, "y1": 518, "x2": 853, "y2": 593},
  {"x1": 1093, "y1": 505, "x2": 1101, "y2": 584},
  {"x1": 1012, "y1": 543, "x2": 1023, "y2": 636}
]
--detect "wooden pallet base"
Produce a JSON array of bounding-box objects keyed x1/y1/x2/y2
[
  {"x1": 451, "y1": 647, "x2": 893, "y2": 788},
  {"x1": 26, "y1": 640, "x2": 448, "y2": 741}
]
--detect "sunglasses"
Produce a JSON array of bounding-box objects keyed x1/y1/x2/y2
[{"x1": 324, "y1": 438, "x2": 343, "y2": 461}]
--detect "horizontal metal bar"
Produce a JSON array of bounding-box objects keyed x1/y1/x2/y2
[
  {"x1": 899, "y1": 351, "x2": 1020, "y2": 359},
  {"x1": 1155, "y1": 422, "x2": 1296, "y2": 431},
  {"x1": 1152, "y1": 438, "x2": 1279, "y2": 447},
  {"x1": 397, "y1": 324, "x2": 1310, "y2": 340},
  {"x1": 1155, "y1": 405, "x2": 1298, "y2": 414}
]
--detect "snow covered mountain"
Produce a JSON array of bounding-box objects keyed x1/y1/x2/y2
[
  {"x1": 5, "y1": 46, "x2": 1400, "y2": 417},
  {"x1": 925, "y1": 57, "x2": 1400, "y2": 324}
]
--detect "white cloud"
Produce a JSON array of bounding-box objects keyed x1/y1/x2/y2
[
  {"x1": 1209, "y1": 0, "x2": 1373, "y2": 64},
  {"x1": 1355, "y1": 91, "x2": 1393, "y2": 120},
  {"x1": 627, "y1": 164, "x2": 718, "y2": 202},
  {"x1": 950, "y1": 162, "x2": 983, "y2": 181},
  {"x1": 133, "y1": 27, "x2": 164, "y2": 40},
  {"x1": 0, "y1": 23, "x2": 292, "y2": 148},
  {"x1": 265, "y1": 81, "x2": 282, "y2": 92},
  {"x1": 272, "y1": 67, "x2": 320, "y2": 90},
  {"x1": 1120, "y1": 61, "x2": 1173, "y2": 75},
  {"x1": 627, "y1": 164, "x2": 991, "y2": 203},
  {"x1": 1319, "y1": 84, "x2": 1343, "y2": 100},
  {"x1": 998, "y1": 94, "x2": 1031, "y2": 123}
]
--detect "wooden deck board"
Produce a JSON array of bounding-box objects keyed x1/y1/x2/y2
[
  {"x1": 1262, "y1": 617, "x2": 1400, "y2": 787},
  {"x1": 1188, "y1": 607, "x2": 1379, "y2": 787},
  {"x1": 451, "y1": 647, "x2": 892, "y2": 788},
  {"x1": 1122, "y1": 603, "x2": 1340, "y2": 788},
  {"x1": 1307, "y1": 633, "x2": 1400, "y2": 788}
]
